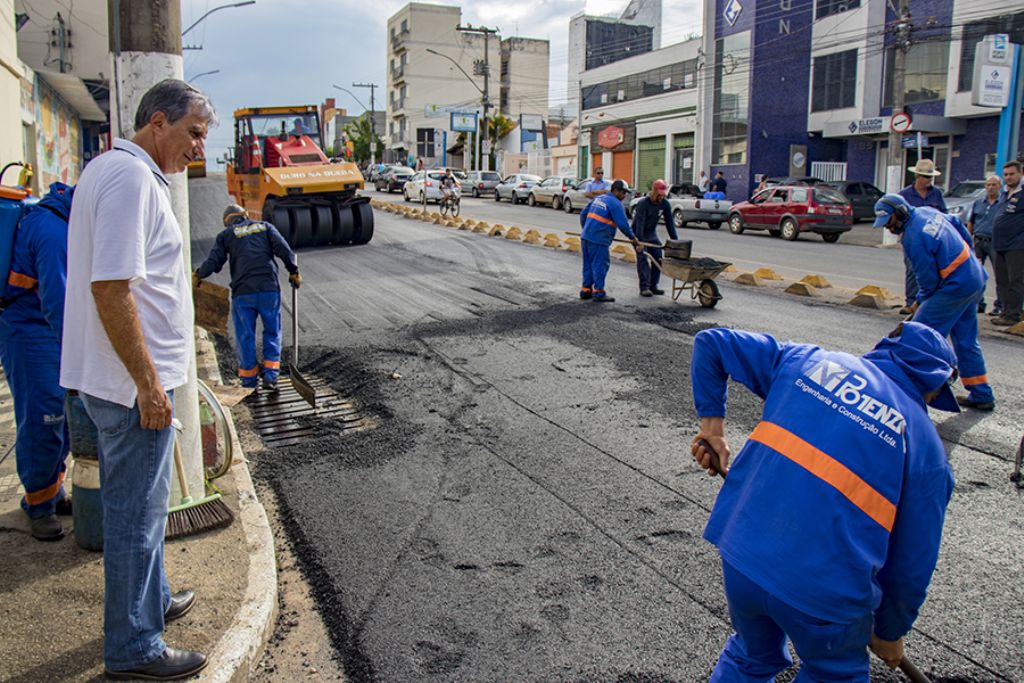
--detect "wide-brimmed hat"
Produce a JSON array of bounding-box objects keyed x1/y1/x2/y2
[{"x1": 910, "y1": 159, "x2": 941, "y2": 177}]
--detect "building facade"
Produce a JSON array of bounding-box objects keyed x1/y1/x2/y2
[
  {"x1": 578, "y1": 37, "x2": 702, "y2": 191},
  {"x1": 701, "y1": 0, "x2": 1024, "y2": 202},
  {"x1": 500, "y1": 37, "x2": 550, "y2": 123}
]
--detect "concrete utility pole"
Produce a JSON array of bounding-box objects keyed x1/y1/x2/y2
[
  {"x1": 353, "y1": 82, "x2": 378, "y2": 166},
  {"x1": 108, "y1": 0, "x2": 204, "y2": 502},
  {"x1": 883, "y1": 0, "x2": 912, "y2": 246},
  {"x1": 458, "y1": 24, "x2": 498, "y2": 172}
]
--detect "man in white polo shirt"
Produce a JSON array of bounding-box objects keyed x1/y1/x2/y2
[{"x1": 61, "y1": 79, "x2": 216, "y2": 681}]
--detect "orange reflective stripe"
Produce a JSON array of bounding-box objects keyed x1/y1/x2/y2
[
  {"x1": 591, "y1": 213, "x2": 616, "y2": 227},
  {"x1": 238, "y1": 367, "x2": 259, "y2": 378},
  {"x1": 749, "y1": 421, "x2": 896, "y2": 532},
  {"x1": 962, "y1": 374, "x2": 988, "y2": 386},
  {"x1": 24, "y1": 471, "x2": 65, "y2": 506},
  {"x1": 7, "y1": 272, "x2": 37, "y2": 289},
  {"x1": 580, "y1": 287, "x2": 592, "y2": 293},
  {"x1": 939, "y1": 245, "x2": 970, "y2": 279},
  {"x1": 263, "y1": 360, "x2": 281, "y2": 369}
]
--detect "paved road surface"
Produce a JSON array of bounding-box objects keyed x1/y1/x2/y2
[{"x1": 191, "y1": 175, "x2": 1023, "y2": 683}]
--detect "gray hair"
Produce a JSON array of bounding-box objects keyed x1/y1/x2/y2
[{"x1": 133, "y1": 78, "x2": 218, "y2": 132}]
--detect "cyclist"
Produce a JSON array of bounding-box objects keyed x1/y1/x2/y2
[{"x1": 440, "y1": 168, "x2": 460, "y2": 207}]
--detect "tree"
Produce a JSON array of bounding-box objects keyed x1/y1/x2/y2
[{"x1": 343, "y1": 113, "x2": 384, "y2": 164}]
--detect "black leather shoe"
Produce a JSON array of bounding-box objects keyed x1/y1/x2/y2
[
  {"x1": 640, "y1": 289, "x2": 653, "y2": 297},
  {"x1": 593, "y1": 296, "x2": 616, "y2": 303},
  {"x1": 650, "y1": 287, "x2": 665, "y2": 295},
  {"x1": 579, "y1": 290, "x2": 592, "y2": 300},
  {"x1": 106, "y1": 647, "x2": 207, "y2": 681},
  {"x1": 956, "y1": 395, "x2": 995, "y2": 411},
  {"x1": 55, "y1": 496, "x2": 73, "y2": 516},
  {"x1": 164, "y1": 590, "x2": 196, "y2": 622},
  {"x1": 991, "y1": 316, "x2": 1020, "y2": 327},
  {"x1": 262, "y1": 378, "x2": 278, "y2": 392},
  {"x1": 30, "y1": 514, "x2": 65, "y2": 542}
]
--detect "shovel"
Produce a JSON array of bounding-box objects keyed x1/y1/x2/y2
[
  {"x1": 696, "y1": 438, "x2": 932, "y2": 683},
  {"x1": 288, "y1": 271, "x2": 316, "y2": 408}
]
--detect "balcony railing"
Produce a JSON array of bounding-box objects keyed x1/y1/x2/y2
[
  {"x1": 391, "y1": 28, "x2": 409, "y2": 51},
  {"x1": 391, "y1": 65, "x2": 405, "y2": 81}
]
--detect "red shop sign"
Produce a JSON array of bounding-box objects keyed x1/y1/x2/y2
[{"x1": 597, "y1": 125, "x2": 625, "y2": 149}]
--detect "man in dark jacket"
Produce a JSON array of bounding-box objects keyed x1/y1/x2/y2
[
  {"x1": 991, "y1": 160, "x2": 1024, "y2": 326},
  {"x1": 0, "y1": 182, "x2": 73, "y2": 541},
  {"x1": 630, "y1": 179, "x2": 678, "y2": 296},
  {"x1": 194, "y1": 205, "x2": 300, "y2": 390}
]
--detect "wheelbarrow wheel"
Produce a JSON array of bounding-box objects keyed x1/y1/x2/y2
[{"x1": 697, "y1": 279, "x2": 720, "y2": 308}]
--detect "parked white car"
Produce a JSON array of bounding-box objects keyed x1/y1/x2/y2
[
  {"x1": 561, "y1": 178, "x2": 632, "y2": 214},
  {"x1": 494, "y1": 174, "x2": 542, "y2": 204},
  {"x1": 403, "y1": 170, "x2": 460, "y2": 204},
  {"x1": 628, "y1": 183, "x2": 731, "y2": 230}
]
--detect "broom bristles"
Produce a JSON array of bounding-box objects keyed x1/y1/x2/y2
[{"x1": 166, "y1": 494, "x2": 235, "y2": 540}]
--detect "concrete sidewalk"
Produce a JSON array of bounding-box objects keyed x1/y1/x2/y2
[{"x1": 0, "y1": 330, "x2": 277, "y2": 682}]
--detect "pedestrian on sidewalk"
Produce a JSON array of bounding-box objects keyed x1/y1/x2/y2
[
  {"x1": 630, "y1": 179, "x2": 678, "y2": 297},
  {"x1": 711, "y1": 171, "x2": 728, "y2": 195},
  {"x1": 991, "y1": 160, "x2": 1024, "y2": 327},
  {"x1": 584, "y1": 167, "x2": 611, "y2": 198},
  {"x1": 578, "y1": 179, "x2": 639, "y2": 302},
  {"x1": 60, "y1": 79, "x2": 215, "y2": 681},
  {"x1": 898, "y1": 159, "x2": 947, "y2": 315},
  {"x1": 194, "y1": 204, "x2": 300, "y2": 391},
  {"x1": 0, "y1": 182, "x2": 73, "y2": 541},
  {"x1": 967, "y1": 175, "x2": 1002, "y2": 315},
  {"x1": 698, "y1": 170, "x2": 710, "y2": 194},
  {"x1": 874, "y1": 193, "x2": 994, "y2": 411},
  {"x1": 691, "y1": 322, "x2": 958, "y2": 681}
]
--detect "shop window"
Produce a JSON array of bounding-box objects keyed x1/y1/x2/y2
[
  {"x1": 957, "y1": 11, "x2": 1024, "y2": 92},
  {"x1": 811, "y1": 49, "x2": 857, "y2": 111},
  {"x1": 816, "y1": 0, "x2": 859, "y2": 21},
  {"x1": 884, "y1": 41, "x2": 949, "y2": 106}
]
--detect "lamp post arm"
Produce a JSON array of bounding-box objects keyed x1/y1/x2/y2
[
  {"x1": 182, "y1": 1, "x2": 256, "y2": 37},
  {"x1": 425, "y1": 48, "x2": 484, "y2": 95}
]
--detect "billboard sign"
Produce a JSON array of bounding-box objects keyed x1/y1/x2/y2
[
  {"x1": 450, "y1": 112, "x2": 478, "y2": 132},
  {"x1": 520, "y1": 114, "x2": 545, "y2": 132}
]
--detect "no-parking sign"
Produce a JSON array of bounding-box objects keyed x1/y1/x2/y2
[{"x1": 890, "y1": 112, "x2": 912, "y2": 133}]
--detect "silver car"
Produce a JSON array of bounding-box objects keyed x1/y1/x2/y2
[
  {"x1": 528, "y1": 176, "x2": 579, "y2": 209},
  {"x1": 561, "y1": 178, "x2": 631, "y2": 213},
  {"x1": 494, "y1": 174, "x2": 542, "y2": 204},
  {"x1": 945, "y1": 180, "x2": 986, "y2": 221},
  {"x1": 403, "y1": 170, "x2": 459, "y2": 203},
  {"x1": 465, "y1": 170, "x2": 501, "y2": 197}
]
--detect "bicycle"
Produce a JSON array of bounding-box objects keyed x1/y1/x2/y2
[{"x1": 439, "y1": 190, "x2": 461, "y2": 218}]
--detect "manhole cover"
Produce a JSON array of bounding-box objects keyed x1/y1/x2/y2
[{"x1": 248, "y1": 375, "x2": 372, "y2": 448}]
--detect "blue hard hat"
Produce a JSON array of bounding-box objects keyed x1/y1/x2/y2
[{"x1": 872, "y1": 193, "x2": 912, "y2": 228}]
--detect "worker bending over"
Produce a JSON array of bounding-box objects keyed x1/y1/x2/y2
[
  {"x1": 194, "y1": 204, "x2": 300, "y2": 391},
  {"x1": 691, "y1": 322, "x2": 958, "y2": 681},
  {"x1": 0, "y1": 183, "x2": 73, "y2": 541},
  {"x1": 630, "y1": 179, "x2": 678, "y2": 297},
  {"x1": 579, "y1": 179, "x2": 639, "y2": 302},
  {"x1": 874, "y1": 193, "x2": 994, "y2": 411}
]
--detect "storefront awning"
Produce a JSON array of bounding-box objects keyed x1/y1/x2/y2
[
  {"x1": 37, "y1": 71, "x2": 107, "y2": 122},
  {"x1": 822, "y1": 114, "x2": 966, "y2": 139}
]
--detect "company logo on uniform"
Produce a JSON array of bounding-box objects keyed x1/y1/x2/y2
[
  {"x1": 806, "y1": 360, "x2": 849, "y2": 391},
  {"x1": 234, "y1": 222, "x2": 268, "y2": 237},
  {"x1": 723, "y1": 0, "x2": 742, "y2": 26},
  {"x1": 802, "y1": 359, "x2": 906, "y2": 437}
]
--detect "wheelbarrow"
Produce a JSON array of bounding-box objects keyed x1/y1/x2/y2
[{"x1": 652, "y1": 255, "x2": 731, "y2": 308}]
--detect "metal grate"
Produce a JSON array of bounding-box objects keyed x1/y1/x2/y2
[{"x1": 248, "y1": 375, "x2": 372, "y2": 448}]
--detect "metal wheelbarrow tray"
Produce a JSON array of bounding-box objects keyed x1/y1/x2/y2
[{"x1": 655, "y1": 255, "x2": 731, "y2": 308}]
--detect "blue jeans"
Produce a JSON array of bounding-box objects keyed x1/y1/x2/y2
[
  {"x1": 636, "y1": 245, "x2": 663, "y2": 290},
  {"x1": 0, "y1": 321, "x2": 68, "y2": 518},
  {"x1": 81, "y1": 390, "x2": 175, "y2": 670},
  {"x1": 231, "y1": 291, "x2": 282, "y2": 387},
  {"x1": 581, "y1": 239, "x2": 612, "y2": 298},
  {"x1": 711, "y1": 559, "x2": 872, "y2": 682}
]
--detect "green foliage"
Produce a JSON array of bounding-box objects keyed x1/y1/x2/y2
[{"x1": 342, "y1": 113, "x2": 384, "y2": 163}]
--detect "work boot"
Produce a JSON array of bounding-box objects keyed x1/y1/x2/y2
[
  {"x1": 579, "y1": 290, "x2": 592, "y2": 300},
  {"x1": 55, "y1": 496, "x2": 72, "y2": 516},
  {"x1": 106, "y1": 647, "x2": 208, "y2": 681},
  {"x1": 262, "y1": 377, "x2": 278, "y2": 392},
  {"x1": 30, "y1": 514, "x2": 64, "y2": 542},
  {"x1": 898, "y1": 304, "x2": 915, "y2": 316},
  {"x1": 988, "y1": 308, "x2": 1003, "y2": 316},
  {"x1": 164, "y1": 590, "x2": 196, "y2": 622},
  {"x1": 593, "y1": 296, "x2": 616, "y2": 303},
  {"x1": 956, "y1": 395, "x2": 995, "y2": 411},
  {"x1": 651, "y1": 287, "x2": 665, "y2": 295},
  {"x1": 640, "y1": 289, "x2": 653, "y2": 297},
  {"x1": 991, "y1": 316, "x2": 1020, "y2": 327}
]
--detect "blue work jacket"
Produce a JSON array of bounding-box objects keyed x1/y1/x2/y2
[
  {"x1": 692, "y1": 328, "x2": 953, "y2": 640},
  {"x1": 579, "y1": 194, "x2": 636, "y2": 246},
  {"x1": 1, "y1": 183, "x2": 73, "y2": 340},
  {"x1": 196, "y1": 220, "x2": 298, "y2": 296},
  {"x1": 902, "y1": 206, "x2": 984, "y2": 303}
]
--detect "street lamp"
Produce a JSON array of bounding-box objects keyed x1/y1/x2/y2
[
  {"x1": 332, "y1": 84, "x2": 379, "y2": 166},
  {"x1": 332, "y1": 85, "x2": 368, "y2": 112},
  {"x1": 182, "y1": 1, "x2": 256, "y2": 37},
  {"x1": 188, "y1": 69, "x2": 220, "y2": 83}
]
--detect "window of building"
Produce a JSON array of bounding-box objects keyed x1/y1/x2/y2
[
  {"x1": 815, "y1": 0, "x2": 859, "y2": 21},
  {"x1": 712, "y1": 31, "x2": 751, "y2": 166},
  {"x1": 416, "y1": 129, "x2": 434, "y2": 158},
  {"x1": 958, "y1": 11, "x2": 1024, "y2": 92},
  {"x1": 884, "y1": 40, "x2": 949, "y2": 105},
  {"x1": 580, "y1": 58, "x2": 699, "y2": 110},
  {"x1": 400, "y1": 19, "x2": 408, "y2": 33},
  {"x1": 811, "y1": 49, "x2": 857, "y2": 111}
]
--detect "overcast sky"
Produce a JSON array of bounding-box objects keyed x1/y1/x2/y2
[{"x1": 182, "y1": 0, "x2": 703, "y2": 163}]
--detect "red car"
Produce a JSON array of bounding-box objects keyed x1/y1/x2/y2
[{"x1": 727, "y1": 184, "x2": 853, "y2": 243}]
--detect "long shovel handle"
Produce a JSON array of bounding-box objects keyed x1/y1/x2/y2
[
  {"x1": 291, "y1": 254, "x2": 299, "y2": 367},
  {"x1": 695, "y1": 438, "x2": 932, "y2": 683}
]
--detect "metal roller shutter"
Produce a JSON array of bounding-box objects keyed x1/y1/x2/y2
[{"x1": 636, "y1": 137, "x2": 665, "y2": 194}]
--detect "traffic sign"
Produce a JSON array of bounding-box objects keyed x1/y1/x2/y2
[{"x1": 890, "y1": 112, "x2": 912, "y2": 133}]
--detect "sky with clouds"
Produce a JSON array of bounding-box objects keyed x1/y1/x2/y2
[{"x1": 182, "y1": 0, "x2": 702, "y2": 163}]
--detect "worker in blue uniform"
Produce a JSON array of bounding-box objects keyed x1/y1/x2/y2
[
  {"x1": 874, "y1": 193, "x2": 994, "y2": 411},
  {"x1": 194, "y1": 204, "x2": 300, "y2": 391},
  {"x1": 691, "y1": 322, "x2": 959, "y2": 681},
  {"x1": 0, "y1": 182, "x2": 73, "y2": 541},
  {"x1": 578, "y1": 179, "x2": 639, "y2": 303},
  {"x1": 630, "y1": 179, "x2": 678, "y2": 297}
]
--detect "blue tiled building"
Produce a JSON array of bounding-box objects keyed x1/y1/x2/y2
[{"x1": 699, "y1": 0, "x2": 1024, "y2": 201}]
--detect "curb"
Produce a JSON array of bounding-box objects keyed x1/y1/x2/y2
[{"x1": 194, "y1": 330, "x2": 278, "y2": 683}]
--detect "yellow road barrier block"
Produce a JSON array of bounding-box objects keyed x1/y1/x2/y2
[
  {"x1": 856, "y1": 285, "x2": 896, "y2": 299},
  {"x1": 523, "y1": 229, "x2": 542, "y2": 244},
  {"x1": 785, "y1": 282, "x2": 818, "y2": 297},
  {"x1": 543, "y1": 234, "x2": 562, "y2": 248},
  {"x1": 505, "y1": 227, "x2": 523, "y2": 240},
  {"x1": 489, "y1": 225, "x2": 504, "y2": 237},
  {"x1": 611, "y1": 244, "x2": 628, "y2": 255},
  {"x1": 799, "y1": 274, "x2": 831, "y2": 288},
  {"x1": 753, "y1": 267, "x2": 783, "y2": 281},
  {"x1": 621, "y1": 250, "x2": 637, "y2": 263},
  {"x1": 563, "y1": 236, "x2": 581, "y2": 253},
  {"x1": 462, "y1": 219, "x2": 477, "y2": 228},
  {"x1": 723, "y1": 265, "x2": 737, "y2": 273},
  {"x1": 849, "y1": 294, "x2": 887, "y2": 309},
  {"x1": 734, "y1": 273, "x2": 765, "y2": 286}
]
